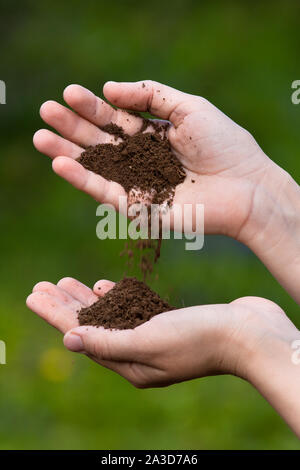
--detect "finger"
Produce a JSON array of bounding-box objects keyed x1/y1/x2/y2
[
  {"x1": 39, "y1": 100, "x2": 120, "y2": 147},
  {"x1": 26, "y1": 292, "x2": 79, "y2": 333},
  {"x1": 57, "y1": 277, "x2": 98, "y2": 307},
  {"x1": 32, "y1": 281, "x2": 81, "y2": 310},
  {"x1": 103, "y1": 80, "x2": 196, "y2": 127},
  {"x1": 33, "y1": 129, "x2": 83, "y2": 160},
  {"x1": 96, "y1": 358, "x2": 166, "y2": 388},
  {"x1": 63, "y1": 327, "x2": 164, "y2": 388},
  {"x1": 63, "y1": 84, "x2": 145, "y2": 136},
  {"x1": 63, "y1": 325, "x2": 147, "y2": 362},
  {"x1": 93, "y1": 279, "x2": 115, "y2": 296},
  {"x1": 52, "y1": 156, "x2": 126, "y2": 207},
  {"x1": 88, "y1": 357, "x2": 161, "y2": 388}
]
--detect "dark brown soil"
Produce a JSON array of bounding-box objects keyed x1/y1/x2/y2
[
  {"x1": 77, "y1": 119, "x2": 186, "y2": 206},
  {"x1": 78, "y1": 277, "x2": 174, "y2": 330}
]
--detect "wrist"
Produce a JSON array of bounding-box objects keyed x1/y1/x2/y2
[
  {"x1": 238, "y1": 159, "x2": 299, "y2": 248},
  {"x1": 246, "y1": 328, "x2": 300, "y2": 437},
  {"x1": 248, "y1": 320, "x2": 300, "y2": 381},
  {"x1": 219, "y1": 297, "x2": 300, "y2": 381},
  {"x1": 236, "y1": 159, "x2": 300, "y2": 302}
]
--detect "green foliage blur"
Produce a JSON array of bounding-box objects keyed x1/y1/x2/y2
[{"x1": 0, "y1": 0, "x2": 299, "y2": 449}]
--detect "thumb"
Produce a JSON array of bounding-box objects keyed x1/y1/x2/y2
[
  {"x1": 63, "y1": 325, "x2": 145, "y2": 362},
  {"x1": 103, "y1": 80, "x2": 197, "y2": 127}
]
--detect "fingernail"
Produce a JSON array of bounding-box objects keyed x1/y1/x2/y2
[{"x1": 64, "y1": 332, "x2": 84, "y2": 352}]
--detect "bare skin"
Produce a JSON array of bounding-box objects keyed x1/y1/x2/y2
[
  {"x1": 29, "y1": 81, "x2": 300, "y2": 437},
  {"x1": 26, "y1": 277, "x2": 300, "y2": 437},
  {"x1": 33, "y1": 80, "x2": 300, "y2": 303}
]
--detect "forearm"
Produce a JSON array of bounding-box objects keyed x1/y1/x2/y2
[
  {"x1": 247, "y1": 332, "x2": 300, "y2": 437},
  {"x1": 239, "y1": 160, "x2": 300, "y2": 304}
]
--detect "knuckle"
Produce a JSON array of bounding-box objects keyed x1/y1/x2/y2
[
  {"x1": 85, "y1": 338, "x2": 101, "y2": 358},
  {"x1": 79, "y1": 168, "x2": 92, "y2": 193},
  {"x1": 141, "y1": 80, "x2": 156, "y2": 111},
  {"x1": 93, "y1": 336, "x2": 113, "y2": 361},
  {"x1": 93, "y1": 95, "x2": 102, "y2": 119},
  {"x1": 143, "y1": 79, "x2": 155, "y2": 88},
  {"x1": 231, "y1": 296, "x2": 285, "y2": 316},
  {"x1": 195, "y1": 95, "x2": 209, "y2": 107}
]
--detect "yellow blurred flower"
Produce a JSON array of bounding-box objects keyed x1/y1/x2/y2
[{"x1": 39, "y1": 348, "x2": 73, "y2": 382}]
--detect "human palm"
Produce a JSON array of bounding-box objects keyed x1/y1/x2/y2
[
  {"x1": 26, "y1": 276, "x2": 288, "y2": 388},
  {"x1": 34, "y1": 80, "x2": 272, "y2": 238}
]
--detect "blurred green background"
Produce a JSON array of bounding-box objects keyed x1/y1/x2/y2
[{"x1": 0, "y1": 0, "x2": 299, "y2": 450}]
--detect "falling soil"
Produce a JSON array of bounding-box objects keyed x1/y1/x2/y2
[
  {"x1": 120, "y1": 238, "x2": 162, "y2": 279},
  {"x1": 78, "y1": 276, "x2": 175, "y2": 330},
  {"x1": 77, "y1": 117, "x2": 186, "y2": 279}
]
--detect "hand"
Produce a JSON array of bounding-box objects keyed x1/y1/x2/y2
[
  {"x1": 26, "y1": 277, "x2": 300, "y2": 437},
  {"x1": 26, "y1": 276, "x2": 290, "y2": 387},
  {"x1": 33, "y1": 80, "x2": 271, "y2": 237},
  {"x1": 33, "y1": 81, "x2": 300, "y2": 303}
]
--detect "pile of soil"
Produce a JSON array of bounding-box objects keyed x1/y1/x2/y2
[
  {"x1": 78, "y1": 276, "x2": 174, "y2": 330},
  {"x1": 77, "y1": 119, "x2": 186, "y2": 206}
]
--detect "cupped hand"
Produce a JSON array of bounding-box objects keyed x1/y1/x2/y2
[
  {"x1": 33, "y1": 81, "x2": 300, "y2": 303},
  {"x1": 26, "y1": 276, "x2": 291, "y2": 388},
  {"x1": 33, "y1": 80, "x2": 277, "y2": 240}
]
